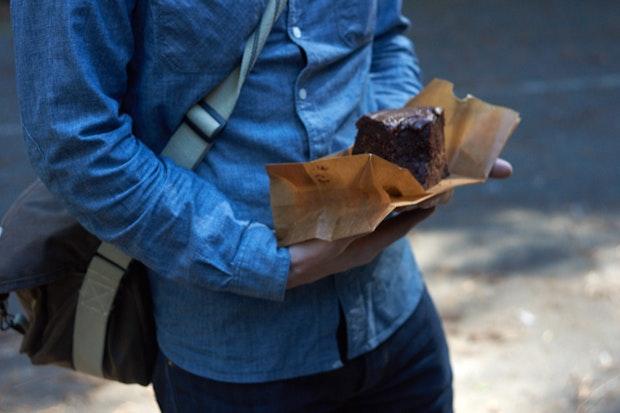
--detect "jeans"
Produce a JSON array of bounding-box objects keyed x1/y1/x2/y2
[{"x1": 152, "y1": 287, "x2": 453, "y2": 413}]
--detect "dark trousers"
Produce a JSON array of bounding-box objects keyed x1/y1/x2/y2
[{"x1": 152, "y1": 288, "x2": 453, "y2": 413}]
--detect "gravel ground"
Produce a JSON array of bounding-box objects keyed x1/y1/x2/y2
[{"x1": 1, "y1": 1, "x2": 619, "y2": 412}]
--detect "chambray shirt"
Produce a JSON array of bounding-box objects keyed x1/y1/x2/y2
[{"x1": 12, "y1": 0, "x2": 425, "y2": 382}]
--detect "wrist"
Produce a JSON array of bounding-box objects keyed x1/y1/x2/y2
[{"x1": 286, "y1": 245, "x2": 303, "y2": 289}]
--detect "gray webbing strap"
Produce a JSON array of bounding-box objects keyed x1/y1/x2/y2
[
  {"x1": 72, "y1": 253, "x2": 128, "y2": 375},
  {"x1": 161, "y1": 0, "x2": 287, "y2": 168},
  {"x1": 73, "y1": 0, "x2": 288, "y2": 378}
]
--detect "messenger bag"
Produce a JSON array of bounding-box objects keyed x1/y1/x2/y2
[{"x1": 0, "y1": 0, "x2": 287, "y2": 385}]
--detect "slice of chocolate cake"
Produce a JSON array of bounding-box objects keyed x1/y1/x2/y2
[{"x1": 352, "y1": 106, "x2": 448, "y2": 189}]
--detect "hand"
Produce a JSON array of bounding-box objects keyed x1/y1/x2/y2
[
  {"x1": 412, "y1": 157, "x2": 513, "y2": 209},
  {"x1": 286, "y1": 208, "x2": 435, "y2": 289},
  {"x1": 489, "y1": 158, "x2": 513, "y2": 179}
]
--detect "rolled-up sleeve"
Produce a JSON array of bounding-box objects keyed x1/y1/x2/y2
[
  {"x1": 11, "y1": 0, "x2": 290, "y2": 301},
  {"x1": 371, "y1": 0, "x2": 423, "y2": 110}
]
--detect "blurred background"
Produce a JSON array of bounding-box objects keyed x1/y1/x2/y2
[{"x1": 1, "y1": 1, "x2": 619, "y2": 412}]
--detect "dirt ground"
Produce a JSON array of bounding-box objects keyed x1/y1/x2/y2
[{"x1": 1, "y1": 1, "x2": 619, "y2": 412}]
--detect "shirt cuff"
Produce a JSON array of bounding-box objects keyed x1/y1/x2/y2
[{"x1": 231, "y1": 222, "x2": 290, "y2": 301}]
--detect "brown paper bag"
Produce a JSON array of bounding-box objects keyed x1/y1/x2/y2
[{"x1": 267, "y1": 79, "x2": 521, "y2": 246}]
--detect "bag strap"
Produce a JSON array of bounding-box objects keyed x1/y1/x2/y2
[
  {"x1": 161, "y1": 0, "x2": 288, "y2": 169},
  {"x1": 73, "y1": 0, "x2": 288, "y2": 379}
]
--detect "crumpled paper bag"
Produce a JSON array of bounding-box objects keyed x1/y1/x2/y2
[{"x1": 266, "y1": 79, "x2": 521, "y2": 246}]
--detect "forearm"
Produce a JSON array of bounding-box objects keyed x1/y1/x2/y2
[{"x1": 12, "y1": 0, "x2": 290, "y2": 301}]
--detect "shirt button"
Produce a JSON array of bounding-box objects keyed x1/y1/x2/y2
[
  {"x1": 298, "y1": 88, "x2": 307, "y2": 100},
  {"x1": 292, "y1": 26, "x2": 302, "y2": 39}
]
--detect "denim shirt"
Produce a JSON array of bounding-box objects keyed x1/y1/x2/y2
[{"x1": 12, "y1": 0, "x2": 425, "y2": 382}]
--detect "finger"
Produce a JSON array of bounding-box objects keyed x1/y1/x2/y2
[
  {"x1": 378, "y1": 207, "x2": 435, "y2": 240},
  {"x1": 289, "y1": 232, "x2": 366, "y2": 263},
  {"x1": 417, "y1": 189, "x2": 454, "y2": 209},
  {"x1": 355, "y1": 208, "x2": 435, "y2": 254},
  {"x1": 336, "y1": 207, "x2": 433, "y2": 252},
  {"x1": 330, "y1": 232, "x2": 369, "y2": 254},
  {"x1": 489, "y1": 158, "x2": 513, "y2": 179}
]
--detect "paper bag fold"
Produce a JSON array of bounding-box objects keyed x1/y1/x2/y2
[{"x1": 267, "y1": 79, "x2": 521, "y2": 246}]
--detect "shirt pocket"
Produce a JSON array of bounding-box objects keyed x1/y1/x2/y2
[
  {"x1": 337, "y1": 0, "x2": 377, "y2": 47},
  {"x1": 151, "y1": 0, "x2": 265, "y2": 74}
]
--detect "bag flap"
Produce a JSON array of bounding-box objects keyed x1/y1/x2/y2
[{"x1": 0, "y1": 179, "x2": 100, "y2": 293}]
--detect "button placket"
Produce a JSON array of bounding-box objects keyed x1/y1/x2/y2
[{"x1": 287, "y1": 0, "x2": 324, "y2": 160}]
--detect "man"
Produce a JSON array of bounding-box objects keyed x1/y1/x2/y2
[{"x1": 12, "y1": 0, "x2": 511, "y2": 411}]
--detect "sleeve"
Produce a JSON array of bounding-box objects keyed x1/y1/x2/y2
[
  {"x1": 10, "y1": 0, "x2": 290, "y2": 301},
  {"x1": 370, "y1": 0, "x2": 423, "y2": 110}
]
